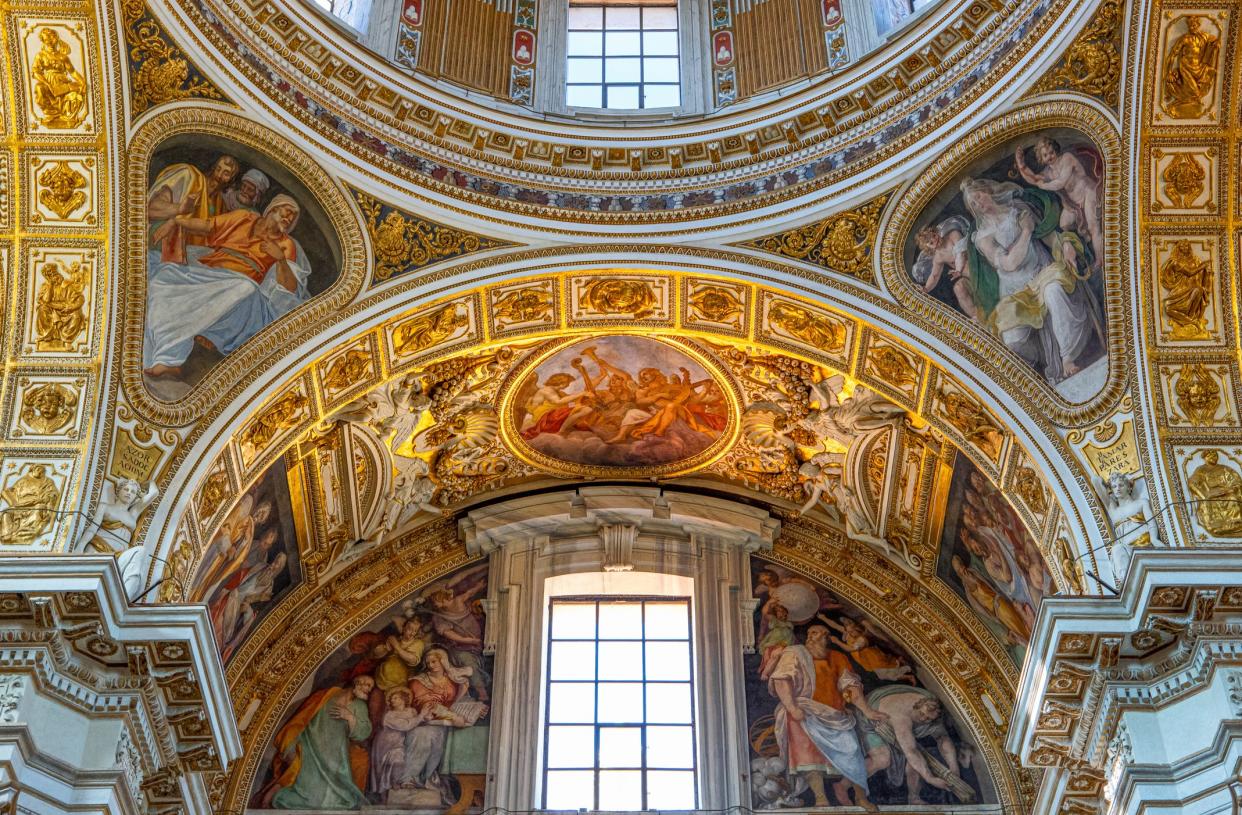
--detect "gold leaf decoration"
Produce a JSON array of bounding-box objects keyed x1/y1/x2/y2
[
  {"x1": 736, "y1": 194, "x2": 888, "y2": 283},
  {"x1": 1031, "y1": 0, "x2": 1122, "y2": 106},
  {"x1": 121, "y1": 0, "x2": 224, "y2": 115},
  {"x1": 353, "y1": 189, "x2": 516, "y2": 283}
]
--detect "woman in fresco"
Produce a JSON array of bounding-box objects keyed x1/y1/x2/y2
[
  {"x1": 745, "y1": 560, "x2": 990, "y2": 809},
  {"x1": 908, "y1": 132, "x2": 1107, "y2": 396},
  {"x1": 253, "y1": 562, "x2": 492, "y2": 811}
]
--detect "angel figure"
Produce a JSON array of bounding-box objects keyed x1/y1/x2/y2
[
  {"x1": 368, "y1": 455, "x2": 440, "y2": 547},
  {"x1": 1094, "y1": 471, "x2": 1159, "y2": 585},
  {"x1": 78, "y1": 477, "x2": 160, "y2": 555},
  {"x1": 333, "y1": 374, "x2": 430, "y2": 454},
  {"x1": 798, "y1": 376, "x2": 906, "y2": 446},
  {"x1": 798, "y1": 453, "x2": 892, "y2": 555},
  {"x1": 75, "y1": 478, "x2": 161, "y2": 601}
]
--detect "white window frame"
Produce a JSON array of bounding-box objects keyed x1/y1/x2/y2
[{"x1": 464, "y1": 486, "x2": 779, "y2": 811}]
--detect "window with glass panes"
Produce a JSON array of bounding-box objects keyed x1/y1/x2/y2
[
  {"x1": 542, "y1": 598, "x2": 697, "y2": 810},
  {"x1": 566, "y1": 3, "x2": 681, "y2": 109}
]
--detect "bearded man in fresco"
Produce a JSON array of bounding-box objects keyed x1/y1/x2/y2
[
  {"x1": 768, "y1": 624, "x2": 885, "y2": 811},
  {"x1": 147, "y1": 155, "x2": 240, "y2": 261},
  {"x1": 266, "y1": 675, "x2": 374, "y2": 809}
]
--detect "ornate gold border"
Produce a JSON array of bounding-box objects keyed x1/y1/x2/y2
[
  {"x1": 881, "y1": 98, "x2": 1128, "y2": 428},
  {"x1": 118, "y1": 105, "x2": 367, "y2": 426},
  {"x1": 495, "y1": 334, "x2": 743, "y2": 479}
]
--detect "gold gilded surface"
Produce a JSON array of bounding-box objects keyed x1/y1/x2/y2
[
  {"x1": 1151, "y1": 146, "x2": 1217, "y2": 213},
  {"x1": 1031, "y1": 0, "x2": 1122, "y2": 105},
  {"x1": 34, "y1": 158, "x2": 89, "y2": 221},
  {"x1": 121, "y1": 0, "x2": 224, "y2": 114},
  {"x1": 33, "y1": 258, "x2": 88, "y2": 352},
  {"x1": 1158, "y1": 238, "x2": 1213, "y2": 339},
  {"x1": 1186, "y1": 450, "x2": 1242, "y2": 538},
  {"x1": 28, "y1": 26, "x2": 89, "y2": 129},
  {"x1": 736, "y1": 194, "x2": 888, "y2": 283},
  {"x1": 0, "y1": 463, "x2": 62, "y2": 545},
  {"x1": 239, "y1": 386, "x2": 311, "y2": 466},
  {"x1": 15, "y1": 379, "x2": 81, "y2": 437},
  {"x1": 1173, "y1": 363, "x2": 1222, "y2": 427},
  {"x1": 1159, "y1": 13, "x2": 1223, "y2": 121}
]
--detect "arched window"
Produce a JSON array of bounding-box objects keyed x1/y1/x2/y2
[{"x1": 565, "y1": 0, "x2": 681, "y2": 109}]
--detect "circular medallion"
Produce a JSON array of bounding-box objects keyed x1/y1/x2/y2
[{"x1": 499, "y1": 335, "x2": 739, "y2": 478}]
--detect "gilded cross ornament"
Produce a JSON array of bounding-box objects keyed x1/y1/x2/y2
[
  {"x1": 36, "y1": 161, "x2": 88, "y2": 220},
  {"x1": 122, "y1": 0, "x2": 223, "y2": 113},
  {"x1": 354, "y1": 190, "x2": 512, "y2": 283},
  {"x1": 1158, "y1": 239, "x2": 1212, "y2": 340},
  {"x1": 30, "y1": 27, "x2": 89, "y2": 128},
  {"x1": 34, "y1": 260, "x2": 88, "y2": 351},
  {"x1": 1174, "y1": 363, "x2": 1221, "y2": 427},
  {"x1": 737, "y1": 195, "x2": 887, "y2": 283},
  {"x1": 1161, "y1": 14, "x2": 1220, "y2": 119},
  {"x1": 18, "y1": 383, "x2": 79, "y2": 435}
]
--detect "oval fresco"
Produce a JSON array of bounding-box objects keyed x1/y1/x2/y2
[
  {"x1": 501, "y1": 335, "x2": 736, "y2": 476},
  {"x1": 902, "y1": 128, "x2": 1109, "y2": 404},
  {"x1": 143, "y1": 133, "x2": 342, "y2": 402}
]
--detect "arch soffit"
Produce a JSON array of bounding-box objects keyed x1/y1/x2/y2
[
  {"x1": 218, "y1": 516, "x2": 1032, "y2": 814},
  {"x1": 148, "y1": 260, "x2": 1107, "y2": 603}
]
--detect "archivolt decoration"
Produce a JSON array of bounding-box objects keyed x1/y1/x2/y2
[
  {"x1": 119, "y1": 106, "x2": 367, "y2": 426},
  {"x1": 881, "y1": 99, "x2": 1128, "y2": 427},
  {"x1": 213, "y1": 517, "x2": 1033, "y2": 814}
]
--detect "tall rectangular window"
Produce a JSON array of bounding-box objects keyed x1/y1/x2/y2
[
  {"x1": 566, "y1": 2, "x2": 681, "y2": 110},
  {"x1": 542, "y1": 598, "x2": 697, "y2": 810}
]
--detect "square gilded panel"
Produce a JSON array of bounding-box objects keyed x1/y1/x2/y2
[
  {"x1": 681, "y1": 277, "x2": 749, "y2": 336},
  {"x1": 317, "y1": 334, "x2": 379, "y2": 408},
  {"x1": 568, "y1": 274, "x2": 673, "y2": 326},
  {"x1": 1173, "y1": 446, "x2": 1242, "y2": 542},
  {"x1": 1150, "y1": 235, "x2": 1224, "y2": 346},
  {"x1": 859, "y1": 332, "x2": 922, "y2": 406},
  {"x1": 24, "y1": 152, "x2": 98, "y2": 230},
  {"x1": 385, "y1": 295, "x2": 478, "y2": 368},
  {"x1": 930, "y1": 373, "x2": 1005, "y2": 466},
  {"x1": 1150, "y1": 146, "x2": 1219, "y2": 214},
  {"x1": 756, "y1": 291, "x2": 854, "y2": 365},
  {"x1": 0, "y1": 457, "x2": 76, "y2": 550},
  {"x1": 1159, "y1": 361, "x2": 1237, "y2": 427},
  {"x1": 6, "y1": 371, "x2": 88, "y2": 441},
  {"x1": 488, "y1": 278, "x2": 559, "y2": 337},
  {"x1": 1151, "y1": 9, "x2": 1230, "y2": 127},
  {"x1": 14, "y1": 18, "x2": 97, "y2": 136},
  {"x1": 17, "y1": 243, "x2": 99, "y2": 358}
]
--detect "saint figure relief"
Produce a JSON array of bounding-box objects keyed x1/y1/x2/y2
[
  {"x1": 30, "y1": 28, "x2": 88, "y2": 129},
  {"x1": 1159, "y1": 240, "x2": 1212, "y2": 340},
  {"x1": 1187, "y1": 451, "x2": 1242, "y2": 537},
  {"x1": 1162, "y1": 15, "x2": 1220, "y2": 118},
  {"x1": 0, "y1": 465, "x2": 61, "y2": 545},
  {"x1": 35, "y1": 261, "x2": 88, "y2": 350}
]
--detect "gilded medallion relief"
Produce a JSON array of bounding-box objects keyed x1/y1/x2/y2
[
  {"x1": 930, "y1": 375, "x2": 1006, "y2": 467},
  {"x1": 1151, "y1": 236, "x2": 1223, "y2": 345},
  {"x1": 1150, "y1": 146, "x2": 1218, "y2": 214},
  {"x1": 682, "y1": 277, "x2": 750, "y2": 335},
  {"x1": 569, "y1": 275, "x2": 672, "y2": 324},
  {"x1": 757, "y1": 291, "x2": 853, "y2": 365},
  {"x1": 26, "y1": 154, "x2": 97, "y2": 228},
  {"x1": 1160, "y1": 362, "x2": 1236, "y2": 427},
  {"x1": 386, "y1": 296, "x2": 478, "y2": 369},
  {"x1": 19, "y1": 245, "x2": 96, "y2": 357},
  {"x1": 239, "y1": 380, "x2": 312, "y2": 468},
  {"x1": 1154, "y1": 10, "x2": 1227, "y2": 125},
  {"x1": 317, "y1": 336, "x2": 379, "y2": 408},
  {"x1": 486, "y1": 278, "x2": 558, "y2": 338},
  {"x1": 859, "y1": 332, "x2": 923, "y2": 407},
  {"x1": 17, "y1": 20, "x2": 94, "y2": 134},
  {"x1": 1175, "y1": 447, "x2": 1242, "y2": 540},
  {"x1": 7, "y1": 375, "x2": 86, "y2": 440}
]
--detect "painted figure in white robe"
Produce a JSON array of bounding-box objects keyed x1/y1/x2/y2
[
  {"x1": 960, "y1": 178, "x2": 1097, "y2": 384},
  {"x1": 143, "y1": 194, "x2": 312, "y2": 378}
]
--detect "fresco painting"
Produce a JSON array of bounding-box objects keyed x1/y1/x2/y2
[
  {"x1": 189, "y1": 457, "x2": 303, "y2": 663},
  {"x1": 905, "y1": 129, "x2": 1109, "y2": 402},
  {"x1": 143, "y1": 134, "x2": 341, "y2": 400},
  {"x1": 509, "y1": 335, "x2": 730, "y2": 470},
  {"x1": 251, "y1": 562, "x2": 491, "y2": 812},
  {"x1": 935, "y1": 455, "x2": 1052, "y2": 665},
  {"x1": 745, "y1": 558, "x2": 993, "y2": 809}
]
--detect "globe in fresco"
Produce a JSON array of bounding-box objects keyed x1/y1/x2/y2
[{"x1": 504, "y1": 335, "x2": 735, "y2": 474}]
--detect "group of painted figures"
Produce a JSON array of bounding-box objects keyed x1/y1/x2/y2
[
  {"x1": 747, "y1": 564, "x2": 986, "y2": 810},
  {"x1": 253, "y1": 565, "x2": 491, "y2": 810}
]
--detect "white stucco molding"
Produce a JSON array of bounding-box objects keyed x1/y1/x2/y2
[
  {"x1": 1009, "y1": 549, "x2": 1242, "y2": 815},
  {"x1": 0, "y1": 556, "x2": 240, "y2": 815}
]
